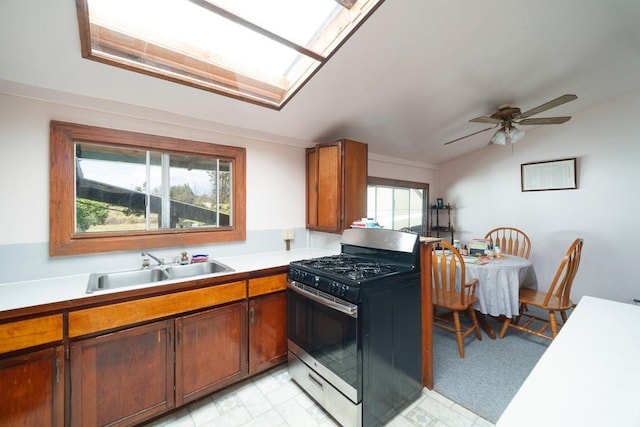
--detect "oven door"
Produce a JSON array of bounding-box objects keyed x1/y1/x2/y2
[{"x1": 287, "y1": 280, "x2": 361, "y2": 404}]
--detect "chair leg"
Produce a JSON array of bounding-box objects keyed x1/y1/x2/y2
[
  {"x1": 549, "y1": 311, "x2": 559, "y2": 338},
  {"x1": 499, "y1": 317, "x2": 511, "y2": 338},
  {"x1": 512, "y1": 303, "x2": 525, "y2": 326},
  {"x1": 560, "y1": 310, "x2": 568, "y2": 324},
  {"x1": 452, "y1": 311, "x2": 465, "y2": 358},
  {"x1": 468, "y1": 307, "x2": 483, "y2": 341}
]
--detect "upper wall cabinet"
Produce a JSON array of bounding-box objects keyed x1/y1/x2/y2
[{"x1": 306, "y1": 139, "x2": 368, "y2": 233}]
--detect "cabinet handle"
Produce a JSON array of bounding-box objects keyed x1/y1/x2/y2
[
  {"x1": 250, "y1": 307, "x2": 255, "y2": 324},
  {"x1": 168, "y1": 327, "x2": 173, "y2": 347},
  {"x1": 55, "y1": 357, "x2": 60, "y2": 383}
]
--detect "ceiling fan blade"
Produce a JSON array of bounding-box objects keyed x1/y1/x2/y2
[
  {"x1": 469, "y1": 116, "x2": 502, "y2": 125},
  {"x1": 517, "y1": 94, "x2": 578, "y2": 119},
  {"x1": 518, "y1": 116, "x2": 572, "y2": 125},
  {"x1": 444, "y1": 126, "x2": 497, "y2": 145}
]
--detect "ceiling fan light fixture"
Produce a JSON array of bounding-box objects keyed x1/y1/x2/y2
[
  {"x1": 490, "y1": 126, "x2": 526, "y2": 145},
  {"x1": 490, "y1": 129, "x2": 508, "y2": 145},
  {"x1": 510, "y1": 127, "x2": 526, "y2": 144}
]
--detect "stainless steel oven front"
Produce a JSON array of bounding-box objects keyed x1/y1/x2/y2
[{"x1": 287, "y1": 280, "x2": 362, "y2": 427}]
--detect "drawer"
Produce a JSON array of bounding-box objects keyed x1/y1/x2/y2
[
  {"x1": 0, "y1": 314, "x2": 63, "y2": 354},
  {"x1": 68, "y1": 281, "x2": 246, "y2": 337},
  {"x1": 248, "y1": 274, "x2": 287, "y2": 297}
]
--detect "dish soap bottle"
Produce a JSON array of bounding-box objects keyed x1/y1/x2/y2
[{"x1": 494, "y1": 243, "x2": 501, "y2": 258}]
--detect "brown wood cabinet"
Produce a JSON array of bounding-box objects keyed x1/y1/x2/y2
[
  {"x1": 306, "y1": 139, "x2": 368, "y2": 233},
  {"x1": 248, "y1": 274, "x2": 288, "y2": 375},
  {"x1": 2, "y1": 270, "x2": 290, "y2": 427},
  {"x1": 0, "y1": 346, "x2": 65, "y2": 427},
  {"x1": 175, "y1": 302, "x2": 246, "y2": 406},
  {"x1": 249, "y1": 292, "x2": 287, "y2": 374},
  {"x1": 70, "y1": 320, "x2": 174, "y2": 427}
]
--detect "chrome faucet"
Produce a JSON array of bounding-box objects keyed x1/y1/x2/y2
[{"x1": 141, "y1": 251, "x2": 164, "y2": 268}]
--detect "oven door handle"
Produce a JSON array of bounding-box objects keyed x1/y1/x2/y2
[{"x1": 287, "y1": 282, "x2": 358, "y2": 318}]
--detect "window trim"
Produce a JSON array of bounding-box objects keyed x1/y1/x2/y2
[{"x1": 49, "y1": 121, "x2": 246, "y2": 256}]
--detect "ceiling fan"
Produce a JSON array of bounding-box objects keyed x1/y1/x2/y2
[{"x1": 444, "y1": 94, "x2": 578, "y2": 146}]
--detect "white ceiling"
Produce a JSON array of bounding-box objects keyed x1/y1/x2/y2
[{"x1": 2, "y1": 0, "x2": 640, "y2": 164}]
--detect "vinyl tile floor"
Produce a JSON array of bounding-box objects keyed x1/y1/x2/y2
[{"x1": 142, "y1": 365, "x2": 495, "y2": 427}]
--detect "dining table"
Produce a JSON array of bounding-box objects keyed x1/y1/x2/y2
[{"x1": 461, "y1": 254, "x2": 538, "y2": 338}]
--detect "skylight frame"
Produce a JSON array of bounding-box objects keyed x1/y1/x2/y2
[{"x1": 76, "y1": 0, "x2": 385, "y2": 110}]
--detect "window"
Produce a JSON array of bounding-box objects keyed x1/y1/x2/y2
[
  {"x1": 76, "y1": 0, "x2": 385, "y2": 109},
  {"x1": 367, "y1": 177, "x2": 428, "y2": 235},
  {"x1": 50, "y1": 121, "x2": 246, "y2": 256}
]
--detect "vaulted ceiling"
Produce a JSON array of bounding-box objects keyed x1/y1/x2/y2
[{"x1": 1, "y1": 0, "x2": 639, "y2": 164}]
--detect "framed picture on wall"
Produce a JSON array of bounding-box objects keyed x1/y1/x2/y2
[{"x1": 521, "y1": 158, "x2": 577, "y2": 191}]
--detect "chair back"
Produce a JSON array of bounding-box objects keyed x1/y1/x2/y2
[
  {"x1": 431, "y1": 241, "x2": 475, "y2": 307},
  {"x1": 484, "y1": 227, "x2": 531, "y2": 259},
  {"x1": 543, "y1": 238, "x2": 584, "y2": 309}
]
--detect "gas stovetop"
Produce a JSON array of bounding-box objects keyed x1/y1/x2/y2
[
  {"x1": 291, "y1": 254, "x2": 408, "y2": 282},
  {"x1": 288, "y1": 254, "x2": 417, "y2": 303}
]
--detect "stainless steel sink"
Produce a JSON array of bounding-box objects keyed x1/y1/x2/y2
[
  {"x1": 86, "y1": 268, "x2": 169, "y2": 293},
  {"x1": 165, "y1": 261, "x2": 234, "y2": 279},
  {"x1": 85, "y1": 261, "x2": 234, "y2": 293}
]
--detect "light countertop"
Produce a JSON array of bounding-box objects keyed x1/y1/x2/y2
[
  {"x1": 497, "y1": 296, "x2": 640, "y2": 426},
  {"x1": 0, "y1": 248, "x2": 336, "y2": 313}
]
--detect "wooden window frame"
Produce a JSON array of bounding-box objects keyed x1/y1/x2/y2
[{"x1": 49, "y1": 121, "x2": 246, "y2": 256}]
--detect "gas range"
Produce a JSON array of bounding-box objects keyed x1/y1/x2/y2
[
  {"x1": 289, "y1": 228, "x2": 420, "y2": 303},
  {"x1": 287, "y1": 228, "x2": 424, "y2": 427},
  {"x1": 288, "y1": 253, "x2": 415, "y2": 303}
]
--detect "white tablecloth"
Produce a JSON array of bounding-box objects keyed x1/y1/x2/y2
[{"x1": 464, "y1": 255, "x2": 537, "y2": 317}]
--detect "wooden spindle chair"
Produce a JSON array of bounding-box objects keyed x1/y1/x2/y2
[
  {"x1": 499, "y1": 238, "x2": 584, "y2": 340},
  {"x1": 431, "y1": 241, "x2": 482, "y2": 357},
  {"x1": 484, "y1": 227, "x2": 531, "y2": 259}
]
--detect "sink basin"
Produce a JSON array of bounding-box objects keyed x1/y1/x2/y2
[
  {"x1": 86, "y1": 268, "x2": 169, "y2": 293},
  {"x1": 165, "y1": 261, "x2": 234, "y2": 280},
  {"x1": 85, "y1": 260, "x2": 235, "y2": 293}
]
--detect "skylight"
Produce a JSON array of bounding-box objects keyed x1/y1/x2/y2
[{"x1": 76, "y1": 0, "x2": 384, "y2": 109}]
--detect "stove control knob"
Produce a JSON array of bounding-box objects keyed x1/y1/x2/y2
[
  {"x1": 329, "y1": 282, "x2": 338, "y2": 293},
  {"x1": 313, "y1": 276, "x2": 320, "y2": 287},
  {"x1": 340, "y1": 284, "x2": 348, "y2": 296}
]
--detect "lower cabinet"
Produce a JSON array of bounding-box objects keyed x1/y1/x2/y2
[
  {"x1": 175, "y1": 302, "x2": 246, "y2": 405},
  {"x1": 70, "y1": 320, "x2": 175, "y2": 427},
  {"x1": 249, "y1": 291, "x2": 287, "y2": 374},
  {"x1": 70, "y1": 302, "x2": 247, "y2": 426},
  {"x1": 248, "y1": 274, "x2": 288, "y2": 375},
  {"x1": 0, "y1": 346, "x2": 64, "y2": 427}
]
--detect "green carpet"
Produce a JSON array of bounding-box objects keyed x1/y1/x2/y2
[{"x1": 432, "y1": 314, "x2": 552, "y2": 424}]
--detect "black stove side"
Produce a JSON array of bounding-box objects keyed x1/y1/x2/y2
[{"x1": 361, "y1": 272, "x2": 422, "y2": 426}]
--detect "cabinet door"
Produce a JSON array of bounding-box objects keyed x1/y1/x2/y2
[
  {"x1": 249, "y1": 291, "x2": 288, "y2": 374},
  {"x1": 175, "y1": 302, "x2": 246, "y2": 406},
  {"x1": 316, "y1": 143, "x2": 342, "y2": 231},
  {"x1": 306, "y1": 147, "x2": 319, "y2": 229},
  {"x1": 70, "y1": 320, "x2": 174, "y2": 427},
  {"x1": 0, "y1": 346, "x2": 64, "y2": 427},
  {"x1": 306, "y1": 140, "x2": 367, "y2": 233}
]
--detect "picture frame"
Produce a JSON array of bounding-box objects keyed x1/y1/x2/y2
[
  {"x1": 436, "y1": 198, "x2": 444, "y2": 209},
  {"x1": 521, "y1": 158, "x2": 577, "y2": 192}
]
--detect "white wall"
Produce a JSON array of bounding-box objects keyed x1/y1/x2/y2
[
  {"x1": 0, "y1": 93, "x2": 308, "y2": 243},
  {"x1": 438, "y1": 91, "x2": 640, "y2": 304},
  {"x1": 0, "y1": 93, "x2": 312, "y2": 281},
  {"x1": 0, "y1": 93, "x2": 438, "y2": 282}
]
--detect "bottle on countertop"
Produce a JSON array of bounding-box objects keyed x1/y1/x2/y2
[
  {"x1": 461, "y1": 244, "x2": 468, "y2": 256},
  {"x1": 494, "y1": 244, "x2": 501, "y2": 258}
]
